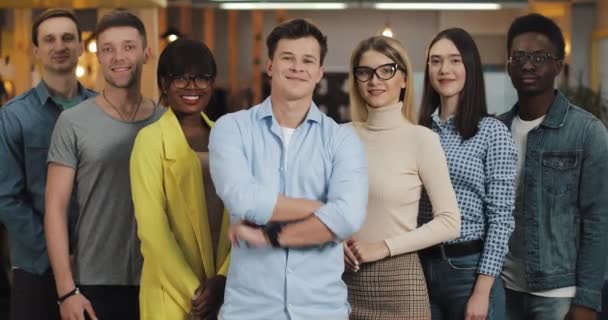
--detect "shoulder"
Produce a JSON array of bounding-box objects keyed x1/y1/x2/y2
[
  {"x1": 410, "y1": 123, "x2": 440, "y2": 142},
  {"x1": 478, "y1": 116, "x2": 512, "y2": 136},
  {"x1": 0, "y1": 87, "x2": 38, "y2": 117}
]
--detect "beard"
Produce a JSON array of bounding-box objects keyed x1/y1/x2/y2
[{"x1": 103, "y1": 61, "x2": 143, "y2": 89}]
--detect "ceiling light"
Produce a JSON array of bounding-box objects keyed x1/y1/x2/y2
[
  {"x1": 373, "y1": 2, "x2": 501, "y2": 10},
  {"x1": 219, "y1": 2, "x2": 346, "y2": 10}
]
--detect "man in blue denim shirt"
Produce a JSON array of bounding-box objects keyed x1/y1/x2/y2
[
  {"x1": 499, "y1": 14, "x2": 608, "y2": 320},
  {"x1": 0, "y1": 9, "x2": 95, "y2": 320},
  {"x1": 209, "y1": 19, "x2": 368, "y2": 320}
]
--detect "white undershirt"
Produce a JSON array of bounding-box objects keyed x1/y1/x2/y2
[
  {"x1": 280, "y1": 127, "x2": 295, "y2": 169},
  {"x1": 502, "y1": 114, "x2": 576, "y2": 298}
]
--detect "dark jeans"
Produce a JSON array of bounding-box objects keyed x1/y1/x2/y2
[
  {"x1": 601, "y1": 280, "x2": 607, "y2": 320},
  {"x1": 10, "y1": 268, "x2": 60, "y2": 320},
  {"x1": 421, "y1": 252, "x2": 505, "y2": 320},
  {"x1": 79, "y1": 285, "x2": 139, "y2": 320},
  {"x1": 505, "y1": 288, "x2": 571, "y2": 320}
]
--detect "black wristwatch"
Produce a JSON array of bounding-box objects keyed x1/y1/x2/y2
[{"x1": 263, "y1": 223, "x2": 284, "y2": 248}]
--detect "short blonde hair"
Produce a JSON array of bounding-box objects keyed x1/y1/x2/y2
[{"x1": 349, "y1": 36, "x2": 416, "y2": 124}]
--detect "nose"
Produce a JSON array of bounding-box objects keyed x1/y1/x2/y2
[
  {"x1": 290, "y1": 59, "x2": 303, "y2": 72},
  {"x1": 438, "y1": 60, "x2": 449, "y2": 74},
  {"x1": 521, "y1": 57, "x2": 535, "y2": 71}
]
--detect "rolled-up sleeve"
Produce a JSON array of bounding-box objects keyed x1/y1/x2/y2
[
  {"x1": 209, "y1": 114, "x2": 278, "y2": 225},
  {"x1": 314, "y1": 126, "x2": 368, "y2": 240}
]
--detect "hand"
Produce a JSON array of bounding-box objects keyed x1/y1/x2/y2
[
  {"x1": 343, "y1": 239, "x2": 359, "y2": 272},
  {"x1": 228, "y1": 222, "x2": 268, "y2": 248},
  {"x1": 59, "y1": 293, "x2": 97, "y2": 320},
  {"x1": 465, "y1": 291, "x2": 489, "y2": 320},
  {"x1": 565, "y1": 305, "x2": 597, "y2": 320},
  {"x1": 348, "y1": 240, "x2": 390, "y2": 264},
  {"x1": 192, "y1": 275, "x2": 227, "y2": 319}
]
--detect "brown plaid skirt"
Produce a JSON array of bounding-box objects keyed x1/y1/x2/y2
[{"x1": 343, "y1": 252, "x2": 431, "y2": 320}]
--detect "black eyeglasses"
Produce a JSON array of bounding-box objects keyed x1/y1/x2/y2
[
  {"x1": 508, "y1": 52, "x2": 561, "y2": 67},
  {"x1": 353, "y1": 63, "x2": 402, "y2": 82},
  {"x1": 170, "y1": 74, "x2": 213, "y2": 89}
]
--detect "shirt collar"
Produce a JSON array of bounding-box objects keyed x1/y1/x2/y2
[
  {"x1": 431, "y1": 108, "x2": 456, "y2": 128},
  {"x1": 257, "y1": 96, "x2": 322, "y2": 124},
  {"x1": 34, "y1": 80, "x2": 96, "y2": 107}
]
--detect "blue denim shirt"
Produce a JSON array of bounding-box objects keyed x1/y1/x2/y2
[
  {"x1": 498, "y1": 91, "x2": 608, "y2": 311},
  {"x1": 209, "y1": 97, "x2": 368, "y2": 320},
  {"x1": 0, "y1": 81, "x2": 96, "y2": 274}
]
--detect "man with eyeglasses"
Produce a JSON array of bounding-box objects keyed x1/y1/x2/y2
[
  {"x1": 498, "y1": 13, "x2": 608, "y2": 320},
  {"x1": 209, "y1": 19, "x2": 368, "y2": 319}
]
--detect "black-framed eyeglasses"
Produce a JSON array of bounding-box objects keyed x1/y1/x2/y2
[
  {"x1": 353, "y1": 63, "x2": 402, "y2": 82},
  {"x1": 508, "y1": 52, "x2": 561, "y2": 67},
  {"x1": 169, "y1": 74, "x2": 213, "y2": 89}
]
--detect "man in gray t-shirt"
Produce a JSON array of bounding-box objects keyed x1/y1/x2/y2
[{"x1": 45, "y1": 11, "x2": 163, "y2": 320}]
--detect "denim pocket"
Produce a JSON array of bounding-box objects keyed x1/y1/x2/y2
[
  {"x1": 541, "y1": 151, "x2": 580, "y2": 195},
  {"x1": 447, "y1": 253, "x2": 480, "y2": 271}
]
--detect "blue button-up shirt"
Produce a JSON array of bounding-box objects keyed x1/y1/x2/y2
[
  {"x1": 419, "y1": 114, "x2": 516, "y2": 277},
  {"x1": 209, "y1": 97, "x2": 368, "y2": 320},
  {"x1": 0, "y1": 81, "x2": 96, "y2": 274}
]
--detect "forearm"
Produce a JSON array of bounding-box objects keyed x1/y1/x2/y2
[
  {"x1": 472, "y1": 274, "x2": 495, "y2": 297},
  {"x1": 45, "y1": 206, "x2": 75, "y2": 295},
  {"x1": 269, "y1": 196, "x2": 323, "y2": 222},
  {"x1": 278, "y1": 216, "x2": 335, "y2": 247}
]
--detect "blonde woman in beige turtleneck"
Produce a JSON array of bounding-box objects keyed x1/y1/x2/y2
[{"x1": 342, "y1": 36, "x2": 461, "y2": 320}]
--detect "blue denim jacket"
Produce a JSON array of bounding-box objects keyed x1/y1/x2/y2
[
  {"x1": 0, "y1": 81, "x2": 96, "y2": 274},
  {"x1": 498, "y1": 91, "x2": 608, "y2": 311}
]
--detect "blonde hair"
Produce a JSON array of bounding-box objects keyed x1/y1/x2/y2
[{"x1": 349, "y1": 36, "x2": 416, "y2": 124}]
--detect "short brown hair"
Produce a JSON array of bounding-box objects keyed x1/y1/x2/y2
[
  {"x1": 266, "y1": 18, "x2": 327, "y2": 65},
  {"x1": 95, "y1": 10, "x2": 147, "y2": 48},
  {"x1": 32, "y1": 9, "x2": 82, "y2": 47}
]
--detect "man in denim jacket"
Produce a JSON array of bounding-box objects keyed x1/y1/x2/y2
[{"x1": 499, "y1": 13, "x2": 608, "y2": 320}]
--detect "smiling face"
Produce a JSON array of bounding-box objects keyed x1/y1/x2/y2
[
  {"x1": 427, "y1": 38, "x2": 466, "y2": 101},
  {"x1": 96, "y1": 26, "x2": 149, "y2": 89},
  {"x1": 164, "y1": 74, "x2": 213, "y2": 116},
  {"x1": 266, "y1": 36, "x2": 324, "y2": 102},
  {"x1": 508, "y1": 32, "x2": 562, "y2": 97},
  {"x1": 355, "y1": 49, "x2": 406, "y2": 109},
  {"x1": 33, "y1": 16, "x2": 83, "y2": 75}
]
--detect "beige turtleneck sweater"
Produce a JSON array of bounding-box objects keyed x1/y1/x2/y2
[{"x1": 351, "y1": 103, "x2": 461, "y2": 256}]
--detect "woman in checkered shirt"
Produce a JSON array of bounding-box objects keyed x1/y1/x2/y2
[{"x1": 418, "y1": 28, "x2": 517, "y2": 320}]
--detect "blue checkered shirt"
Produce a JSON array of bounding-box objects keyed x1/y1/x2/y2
[{"x1": 419, "y1": 114, "x2": 516, "y2": 276}]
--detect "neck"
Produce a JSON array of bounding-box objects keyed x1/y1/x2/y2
[
  {"x1": 176, "y1": 110, "x2": 206, "y2": 128},
  {"x1": 439, "y1": 95, "x2": 459, "y2": 122},
  {"x1": 42, "y1": 71, "x2": 79, "y2": 99},
  {"x1": 517, "y1": 90, "x2": 555, "y2": 121},
  {"x1": 103, "y1": 84, "x2": 142, "y2": 111},
  {"x1": 270, "y1": 95, "x2": 311, "y2": 128}
]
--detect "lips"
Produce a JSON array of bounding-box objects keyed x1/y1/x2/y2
[{"x1": 367, "y1": 89, "x2": 385, "y2": 96}]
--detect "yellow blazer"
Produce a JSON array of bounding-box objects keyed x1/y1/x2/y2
[{"x1": 130, "y1": 108, "x2": 230, "y2": 320}]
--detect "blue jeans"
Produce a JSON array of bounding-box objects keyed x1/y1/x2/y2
[
  {"x1": 421, "y1": 252, "x2": 505, "y2": 320},
  {"x1": 504, "y1": 288, "x2": 571, "y2": 320}
]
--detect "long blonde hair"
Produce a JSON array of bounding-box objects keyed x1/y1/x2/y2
[{"x1": 349, "y1": 36, "x2": 416, "y2": 124}]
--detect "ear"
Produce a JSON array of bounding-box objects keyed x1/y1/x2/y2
[
  {"x1": 315, "y1": 65, "x2": 325, "y2": 84},
  {"x1": 143, "y1": 47, "x2": 152, "y2": 64},
  {"x1": 554, "y1": 59, "x2": 564, "y2": 76},
  {"x1": 33, "y1": 45, "x2": 40, "y2": 60},
  {"x1": 77, "y1": 41, "x2": 84, "y2": 58},
  {"x1": 266, "y1": 59, "x2": 273, "y2": 77},
  {"x1": 401, "y1": 74, "x2": 407, "y2": 89}
]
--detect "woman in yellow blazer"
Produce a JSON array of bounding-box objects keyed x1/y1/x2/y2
[{"x1": 130, "y1": 39, "x2": 230, "y2": 320}]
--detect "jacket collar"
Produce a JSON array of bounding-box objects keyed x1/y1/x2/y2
[
  {"x1": 158, "y1": 107, "x2": 214, "y2": 161},
  {"x1": 501, "y1": 90, "x2": 569, "y2": 129}
]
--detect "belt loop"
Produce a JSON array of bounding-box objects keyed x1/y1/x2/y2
[{"x1": 439, "y1": 244, "x2": 448, "y2": 261}]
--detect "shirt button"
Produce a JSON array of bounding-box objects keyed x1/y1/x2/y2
[{"x1": 288, "y1": 303, "x2": 293, "y2": 308}]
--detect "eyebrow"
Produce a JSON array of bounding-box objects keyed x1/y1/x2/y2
[{"x1": 430, "y1": 53, "x2": 461, "y2": 58}]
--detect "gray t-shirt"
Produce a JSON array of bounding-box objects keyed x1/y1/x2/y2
[{"x1": 48, "y1": 97, "x2": 164, "y2": 285}]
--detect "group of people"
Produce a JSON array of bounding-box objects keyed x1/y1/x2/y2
[{"x1": 0, "y1": 7, "x2": 606, "y2": 320}]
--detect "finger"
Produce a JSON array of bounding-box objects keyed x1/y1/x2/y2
[
  {"x1": 344, "y1": 245, "x2": 359, "y2": 266},
  {"x1": 84, "y1": 303, "x2": 97, "y2": 320}
]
